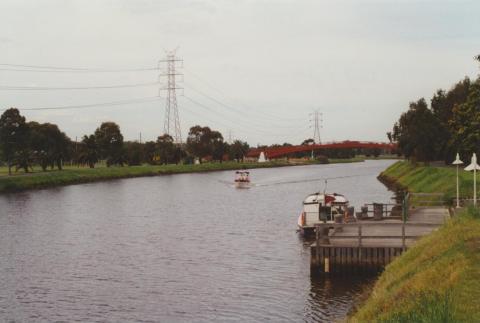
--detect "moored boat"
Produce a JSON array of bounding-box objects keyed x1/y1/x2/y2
[{"x1": 297, "y1": 192, "x2": 349, "y2": 235}]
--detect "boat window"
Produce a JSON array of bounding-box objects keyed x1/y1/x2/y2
[{"x1": 319, "y1": 206, "x2": 330, "y2": 222}]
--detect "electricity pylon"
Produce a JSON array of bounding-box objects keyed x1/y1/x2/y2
[
  {"x1": 310, "y1": 110, "x2": 323, "y2": 144},
  {"x1": 159, "y1": 50, "x2": 183, "y2": 143}
]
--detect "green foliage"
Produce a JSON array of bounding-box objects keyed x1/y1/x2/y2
[
  {"x1": 392, "y1": 98, "x2": 443, "y2": 162},
  {"x1": 94, "y1": 122, "x2": 125, "y2": 167},
  {"x1": 186, "y1": 125, "x2": 224, "y2": 162},
  {"x1": 77, "y1": 135, "x2": 99, "y2": 168},
  {"x1": 124, "y1": 141, "x2": 144, "y2": 166},
  {"x1": 390, "y1": 75, "x2": 479, "y2": 163},
  {"x1": 449, "y1": 79, "x2": 480, "y2": 162},
  {"x1": 0, "y1": 108, "x2": 29, "y2": 174},
  {"x1": 228, "y1": 140, "x2": 249, "y2": 162}
]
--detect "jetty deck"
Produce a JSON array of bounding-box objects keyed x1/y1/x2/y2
[{"x1": 310, "y1": 206, "x2": 449, "y2": 273}]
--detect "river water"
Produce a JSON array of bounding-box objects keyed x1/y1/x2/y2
[{"x1": 0, "y1": 160, "x2": 395, "y2": 322}]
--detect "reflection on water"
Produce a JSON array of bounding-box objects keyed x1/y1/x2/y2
[{"x1": 0, "y1": 160, "x2": 394, "y2": 322}]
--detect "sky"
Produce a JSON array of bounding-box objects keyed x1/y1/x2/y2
[{"x1": 0, "y1": 0, "x2": 479, "y2": 146}]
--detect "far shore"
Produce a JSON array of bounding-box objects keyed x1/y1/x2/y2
[{"x1": 0, "y1": 157, "x2": 376, "y2": 194}]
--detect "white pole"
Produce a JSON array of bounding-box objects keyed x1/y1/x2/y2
[
  {"x1": 475, "y1": 161, "x2": 477, "y2": 207},
  {"x1": 457, "y1": 164, "x2": 460, "y2": 208}
]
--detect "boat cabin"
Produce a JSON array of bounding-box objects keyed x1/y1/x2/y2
[{"x1": 298, "y1": 193, "x2": 349, "y2": 233}]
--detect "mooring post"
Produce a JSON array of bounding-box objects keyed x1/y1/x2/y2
[
  {"x1": 315, "y1": 225, "x2": 320, "y2": 265},
  {"x1": 358, "y1": 224, "x2": 363, "y2": 265},
  {"x1": 358, "y1": 224, "x2": 362, "y2": 247}
]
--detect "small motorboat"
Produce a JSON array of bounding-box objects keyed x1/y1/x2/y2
[
  {"x1": 234, "y1": 171, "x2": 251, "y2": 189},
  {"x1": 297, "y1": 192, "x2": 349, "y2": 235}
]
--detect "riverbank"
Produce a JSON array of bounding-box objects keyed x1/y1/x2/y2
[
  {"x1": 351, "y1": 161, "x2": 480, "y2": 322},
  {"x1": 0, "y1": 157, "x2": 365, "y2": 193},
  {"x1": 378, "y1": 160, "x2": 478, "y2": 203}
]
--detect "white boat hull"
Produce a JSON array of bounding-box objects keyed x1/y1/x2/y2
[{"x1": 235, "y1": 181, "x2": 251, "y2": 189}]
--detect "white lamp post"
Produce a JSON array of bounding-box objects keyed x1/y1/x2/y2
[
  {"x1": 452, "y1": 153, "x2": 463, "y2": 208},
  {"x1": 464, "y1": 153, "x2": 480, "y2": 207}
]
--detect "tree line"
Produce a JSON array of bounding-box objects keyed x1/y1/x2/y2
[
  {"x1": 390, "y1": 57, "x2": 480, "y2": 163},
  {"x1": 0, "y1": 108, "x2": 250, "y2": 175}
]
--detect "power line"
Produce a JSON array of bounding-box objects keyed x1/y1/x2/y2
[
  {"x1": 0, "y1": 96, "x2": 162, "y2": 112},
  {"x1": 0, "y1": 82, "x2": 160, "y2": 91},
  {"x1": 0, "y1": 63, "x2": 158, "y2": 73},
  {"x1": 182, "y1": 95, "x2": 309, "y2": 137},
  {"x1": 184, "y1": 66, "x2": 305, "y2": 122},
  {"x1": 184, "y1": 83, "x2": 305, "y2": 129}
]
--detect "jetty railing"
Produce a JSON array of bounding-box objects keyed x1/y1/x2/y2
[
  {"x1": 359, "y1": 203, "x2": 401, "y2": 220},
  {"x1": 315, "y1": 222, "x2": 440, "y2": 250},
  {"x1": 312, "y1": 222, "x2": 441, "y2": 273}
]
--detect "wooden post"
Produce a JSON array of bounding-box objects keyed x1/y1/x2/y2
[
  {"x1": 402, "y1": 224, "x2": 406, "y2": 251},
  {"x1": 315, "y1": 225, "x2": 320, "y2": 265},
  {"x1": 358, "y1": 224, "x2": 362, "y2": 247}
]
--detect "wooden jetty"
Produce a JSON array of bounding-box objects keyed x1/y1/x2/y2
[{"x1": 310, "y1": 205, "x2": 449, "y2": 274}]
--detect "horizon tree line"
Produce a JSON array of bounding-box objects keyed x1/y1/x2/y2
[{"x1": 0, "y1": 108, "x2": 251, "y2": 175}]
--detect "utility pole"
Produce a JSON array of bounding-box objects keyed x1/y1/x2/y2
[
  {"x1": 309, "y1": 110, "x2": 323, "y2": 144},
  {"x1": 159, "y1": 49, "x2": 183, "y2": 144}
]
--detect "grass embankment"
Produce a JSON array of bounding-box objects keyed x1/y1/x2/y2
[
  {"x1": 350, "y1": 161, "x2": 480, "y2": 322},
  {"x1": 0, "y1": 161, "x2": 290, "y2": 193},
  {"x1": 351, "y1": 207, "x2": 480, "y2": 322},
  {"x1": 379, "y1": 160, "x2": 479, "y2": 203}
]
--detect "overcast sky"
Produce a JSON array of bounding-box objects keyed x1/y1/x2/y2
[{"x1": 0, "y1": 0, "x2": 479, "y2": 146}]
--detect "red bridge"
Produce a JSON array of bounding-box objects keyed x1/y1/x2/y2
[{"x1": 247, "y1": 141, "x2": 396, "y2": 159}]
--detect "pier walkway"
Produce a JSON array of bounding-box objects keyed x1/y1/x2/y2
[{"x1": 310, "y1": 206, "x2": 449, "y2": 273}]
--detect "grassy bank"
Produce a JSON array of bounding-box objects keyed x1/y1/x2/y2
[
  {"x1": 351, "y1": 207, "x2": 480, "y2": 322},
  {"x1": 379, "y1": 160, "x2": 479, "y2": 203},
  {"x1": 351, "y1": 160, "x2": 480, "y2": 322},
  {"x1": 0, "y1": 157, "x2": 366, "y2": 193},
  {"x1": 0, "y1": 161, "x2": 288, "y2": 193}
]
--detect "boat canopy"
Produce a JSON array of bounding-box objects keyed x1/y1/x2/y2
[{"x1": 303, "y1": 193, "x2": 348, "y2": 205}]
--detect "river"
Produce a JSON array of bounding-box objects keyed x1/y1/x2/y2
[{"x1": 0, "y1": 160, "x2": 395, "y2": 322}]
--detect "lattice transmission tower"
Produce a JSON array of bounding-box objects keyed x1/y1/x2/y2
[
  {"x1": 310, "y1": 110, "x2": 323, "y2": 144},
  {"x1": 159, "y1": 50, "x2": 183, "y2": 143}
]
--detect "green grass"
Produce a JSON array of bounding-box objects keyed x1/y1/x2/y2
[
  {"x1": 350, "y1": 207, "x2": 480, "y2": 322},
  {"x1": 0, "y1": 161, "x2": 287, "y2": 193},
  {"x1": 0, "y1": 157, "x2": 367, "y2": 193},
  {"x1": 380, "y1": 161, "x2": 479, "y2": 203}
]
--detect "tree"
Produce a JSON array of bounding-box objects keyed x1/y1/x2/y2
[
  {"x1": 29, "y1": 122, "x2": 71, "y2": 171},
  {"x1": 186, "y1": 125, "x2": 224, "y2": 163},
  {"x1": 156, "y1": 134, "x2": 176, "y2": 164},
  {"x1": 210, "y1": 131, "x2": 225, "y2": 162},
  {"x1": 391, "y1": 98, "x2": 442, "y2": 163},
  {"x1": 430, "y1": 78, "x2": 471, "y2": 162},
  {"x1": 0, "y1": 108, "x2": 29, "y2": 174},
  {"x1": 125, "y1": 141, "x2": 143, "y2": 166},
  {"x1": 78, "y1": 135, "x2": 99, "y2": 168},
  {"x1": 143, "y1": 141, "x2": 156, "y2": 164},
  {"x1": 94, "y1": 122, "x2": 125, "y2": 166},
  {"x1": 449, "y1": 78, "x2": 480, "y2": 161},
  {"x1": 229, "y1": 140, "x2": 249, "y2": 162},
  {"x1": 301, "y1": 138, "x2": 315, "y2": 145}
]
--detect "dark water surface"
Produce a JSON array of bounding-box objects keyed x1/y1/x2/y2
[{"x1": 0, "y1": 160, "x2": 395, "y2": 322}]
